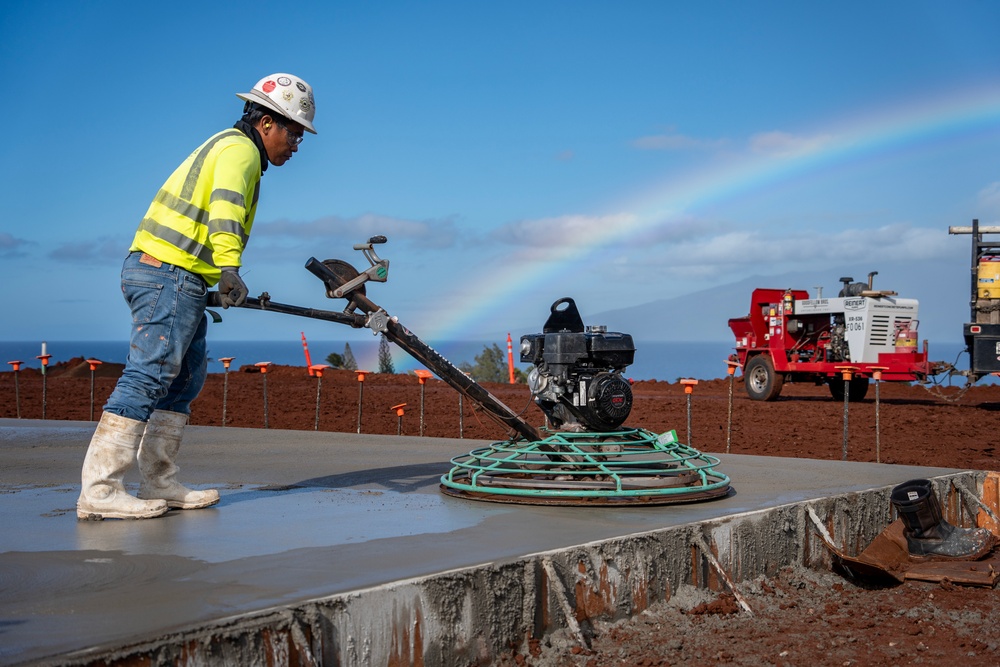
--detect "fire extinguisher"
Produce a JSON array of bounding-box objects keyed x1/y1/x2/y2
[
  {"x1": 782, "y1": 289, "x2": 794, "y2": 316},
  {"x1": 894, "y1": 320, "x2": 919, "y2": 353}
]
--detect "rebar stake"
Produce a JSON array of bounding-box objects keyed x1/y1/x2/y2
[
  {"x1": 86, "y1": 359, "x2": 102, "y2": 421},
  {"x1": 256, "y1": 362, "x2": 272, "y2": 428},
  {"x1": 725, "y1": 360, "x2": 739, "y2": 453},
  {"x1": 459, "y1": 371, "x2": 470, "y2": 438},
  {"x1": 355, "y1": 370, "x2": 369, "y2": 433},
  {"x1": 7, "y1": 361, "x2": 22, "y2": 419},
  {"x1": 694, "y1": 535, "x2": 753, "y2": 615},
  {"x1": 414, "y1": 369, "x2": 433, "y2": 436},
  {"x1": 680, "y1": 379, "x2": 698, "y2": 446},
  {"x1": 835, "y1": 366, "x2": 857, "y2": 461},
  {"x1": 391, "y1": 403, "x2": 407, "y2": 436},
  {"x1": 219, "y1": 357, "x2": 234, "y2": 426},
  {"x1": 310, "y1": 364, "x2": 329, "y2": 431},
  {"x1": 871, "y1": 366, "x2": 887, "y2": 464},
  {"x1": 541, "y1": 558, "x2": 589, "y2": 648},
  {"x1": 36, "y1": 354, "x2": 51, "y2": 420}
]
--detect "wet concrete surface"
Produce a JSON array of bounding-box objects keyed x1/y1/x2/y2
[{"x1": 0, "y1": 418, "x2": 967, "y2": 665}]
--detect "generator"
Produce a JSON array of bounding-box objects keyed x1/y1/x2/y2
[{"x1": 728, "y1": 272, "x2": 944, "y2": 401}]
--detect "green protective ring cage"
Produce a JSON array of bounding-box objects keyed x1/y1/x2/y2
[{"x1": 440, "y1": 427, "x2": 731, "y2": 506}]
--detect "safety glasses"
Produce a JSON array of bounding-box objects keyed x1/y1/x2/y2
[{"x1": 273, "y1": 118, "x2": 304, "y2": 146}]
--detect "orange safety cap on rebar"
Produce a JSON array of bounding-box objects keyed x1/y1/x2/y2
[
  {"x1": 414, "y1": 369, "x2": 433, "y2": 384},
  {"x1": 834, "y1": 365, "x2": 857, "y2": 380},
  {"x1": 219, "y1": 356, "x2": 235, "y2": 369},
  {"x1": 725, "y1": 359, "x2": 739, "y2": 375},
  {"x1": 680, "y1": 378, "x2": 698, "y2": 394},
  {"x1": 355, "y1": 370, "x2": 370, "y2": 382},
  {"x1": 391, "y1": 403, "x2": 407, "y2": 416},
  {"x1": 309, "y1": 364, "x2": 330, "y2": 378},
  {"x1": 255, "y1": 362, "x2": 272, "y2": 373},
  {"x1": 7, "y1": 361, "x2": 22, "y2": 371},
  {"x1": 86, "y1": 359, "x2": 103, "y2": 371},
  {"x1": 869, "y1": 365, "x2": 889, "y2": 382},
  {"x1": 36, "y1": 354, "x2": 51, "y2": 366}
]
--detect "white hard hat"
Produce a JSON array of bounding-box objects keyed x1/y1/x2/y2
[{"x1": 237, "y1": 73, "x2": 317, "y2": 134}]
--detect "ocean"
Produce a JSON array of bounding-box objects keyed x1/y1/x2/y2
[{"x1": 0, "y1": 338, "x2": 979, "y2": 383}]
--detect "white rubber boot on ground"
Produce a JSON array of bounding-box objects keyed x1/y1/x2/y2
[
  {"x1": 78, "y1": 412, "x2": 169, "y2": 520},
  {"x1": 137, "y1": 410, "x2": 220, "y2": 509}
]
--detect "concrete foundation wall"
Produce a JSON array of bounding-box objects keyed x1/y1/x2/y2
[{"x1": 51, "y1": 472, "x2": 984, "y2": 667}]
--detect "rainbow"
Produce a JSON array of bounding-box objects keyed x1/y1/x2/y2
[{"x1": 394, "y1": 83, "x2": 1000, "y2": 371}]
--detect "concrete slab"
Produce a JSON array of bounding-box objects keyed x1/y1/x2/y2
[{"x1": 0, "y1": 419, "x2": 976, "y2": 666}]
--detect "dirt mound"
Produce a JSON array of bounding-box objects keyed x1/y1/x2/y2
[
  {"x1": 50, "y1": 357, "x2": 126, "y2": 379},
  {"x1": 503, "y1": 567, "x2": 1000, "y2": 666}
]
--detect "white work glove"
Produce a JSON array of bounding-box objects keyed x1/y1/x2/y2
[{"x1": 218, "y1": 267, "x2": 248, "y2": 309}]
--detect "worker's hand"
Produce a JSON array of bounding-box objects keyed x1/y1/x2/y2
[{"x1": 218, "y1": 267, "x2": 247, "y2": 309}]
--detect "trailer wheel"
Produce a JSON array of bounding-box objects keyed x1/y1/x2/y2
[
  {"x1": 744, "y1": 355, "x2": 784, "y2": 401},
  {"x1": 828, "y1": 376, "x2": 870, "y2": 402}
]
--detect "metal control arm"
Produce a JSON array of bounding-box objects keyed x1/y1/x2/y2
[
  {"x1": 208, "y1": 243, "x2": 543, "y2": 443},
  {"x1": 302, "y1": 255, "x2": 542, "y2": 442},
  {"x1": 381, "y1": 318, "x2": 541, "y2": 442},
  {"x1": 206, "y1": 293, "x2": 367, "y2": 328},
  {"x1": 330, "y1": 235, "x2": 390, "y2": 298}
]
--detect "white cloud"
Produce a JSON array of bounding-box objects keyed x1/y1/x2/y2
[
  {"x1": 490, "y1": 213, "x2": 637, "y2": 247},
  {"x1": 640, "y1": 224, "x2": 956, "y2": 274},
  {"x1": 976, "y1": 182, "x2": 1000, "y2": 222},
  {"x1": 0, "y1": 232, "x2": 33, "y2": 258},
  {"x1": 748, "y1": 130, "x2": 835, "y2": 158},
  {"x1": 251, "y1": 213, "x2": 460, "y2": 256},
  {"x1": 630, "y1": 215, "x2": 733, "y2": 246},
  {"x1": 529, "y1": 222, "x2": 967, "y2": 308},
  {"x1": 630, "y1": 126, "x2": 839, "y2": 163},
  {"x1": 481, "y1": 217, "x2": 958, "y2": 291},
  {"x1": 631, "y1": 132, "x2": 726, "y2": 151},
  {"x1": 48, "y1": 237, "x2": 124, "y2": 263}
]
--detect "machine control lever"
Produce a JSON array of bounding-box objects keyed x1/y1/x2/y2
[{"x1": 335, "y1": 237, "x2": 390, "y2": 298}]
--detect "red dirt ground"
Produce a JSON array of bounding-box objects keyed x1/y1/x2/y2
[
  {"x1": 3, "y1": 357, "x2": 997, "y2": 471},
  {"x1": 3, "y1": 358, "x2": 1000, "y2": 665}
]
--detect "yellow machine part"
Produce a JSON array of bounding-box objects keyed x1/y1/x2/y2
[{"x1": 978, "y1": 257, "x2": 1000, "y2": 298}]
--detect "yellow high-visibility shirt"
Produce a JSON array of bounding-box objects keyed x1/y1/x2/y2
[{"x1": 130, "y1": 129, "x2": 261, "y2": 286}]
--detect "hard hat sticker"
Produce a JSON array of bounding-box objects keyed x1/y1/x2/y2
[
  {"x1": 296, "y1": 82, "x2": 306, "y2": 92},
  {"x1": 262, "y1": 80, "x2": 276, "y2": 93},
  {"x1": 277, "y1": 76, "x2": 291, "y2": 86},
  {"x1": 282, "y1": 91, "x2": 294, "y2": 101}
]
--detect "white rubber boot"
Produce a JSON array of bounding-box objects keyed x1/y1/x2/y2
[
  {"x1": 137, "y1": 410, "x2": 220, "y2": 510},
  {"x1": 78, "y1": 412, "x2": 169, "y2": 520}
]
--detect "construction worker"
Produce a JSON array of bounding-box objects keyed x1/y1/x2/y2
[{"x1": 77, "y1": 73, "x2": 317, "y2": 520}]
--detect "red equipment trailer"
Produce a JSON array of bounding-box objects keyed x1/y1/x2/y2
[{"x1": 728, "y1": 273, "x2": 946, "y2": 401}]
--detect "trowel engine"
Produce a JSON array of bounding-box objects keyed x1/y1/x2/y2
[{"x1": 520, "y1": 298, "x2": 635, "y2": 432}]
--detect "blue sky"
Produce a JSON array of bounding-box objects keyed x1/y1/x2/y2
[{"x1": 2, "y1": 1, "x2": 1000, "y2": 353}]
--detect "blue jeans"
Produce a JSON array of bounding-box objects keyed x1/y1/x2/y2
[{"x1": 104, "y1": 252, "x2": 209, "y2": 422}]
